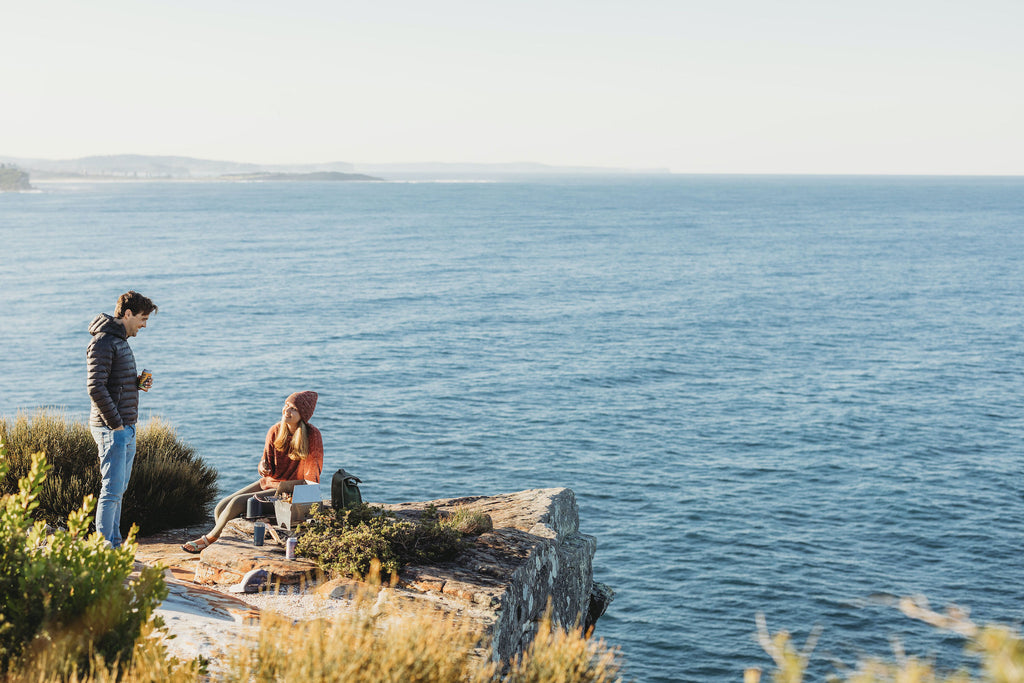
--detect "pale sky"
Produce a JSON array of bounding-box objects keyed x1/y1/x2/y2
[{"x1": 3, "y1": 0, "x2": 1022, "y2": 174}]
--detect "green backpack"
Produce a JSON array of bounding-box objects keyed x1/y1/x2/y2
[{"x1": 331, "y1": 468, "x2": 362, "y2": 509}]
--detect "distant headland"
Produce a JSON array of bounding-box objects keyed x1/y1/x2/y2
[
  {"x1": 0, "y1": 164, "x2": 32, "y2": 191},
  {"x1": 0, "y1": 154, "x2": 672, "y2": 182}
]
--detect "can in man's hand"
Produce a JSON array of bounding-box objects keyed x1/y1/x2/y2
[{"x1": 138, "y1": 369, "x2": 152, "y2": 392}]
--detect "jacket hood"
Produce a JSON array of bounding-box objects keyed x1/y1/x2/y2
[{"x1": 89, "y1": 313, "x2": 126, "y2": 339}]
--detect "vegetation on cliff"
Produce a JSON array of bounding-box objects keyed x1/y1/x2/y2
[
  {"x1": 0, "y1": 450, "x2": 168, "y2": 676},
  {"x1": 0, "y1": 440, "x2": 620, "y2": 682},
  {"x1": 296, "y1": 502, "x2": 490, "y2": 578},
  {"x1": 0, "y1": 410, "x2": 218, "y2": 534}
]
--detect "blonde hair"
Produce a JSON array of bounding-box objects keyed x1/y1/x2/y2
[{"x1": 274, "y1": 420, "x2": 309, "y2": 461}]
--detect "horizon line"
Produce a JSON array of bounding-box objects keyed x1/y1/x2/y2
[{"x1": 3, "y1": 153, "x2": 1022, "y2": 178}]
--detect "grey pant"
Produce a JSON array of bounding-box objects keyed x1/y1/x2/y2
[{"x1": 209, "y1": 481, "x2": 266, "y2": 539}]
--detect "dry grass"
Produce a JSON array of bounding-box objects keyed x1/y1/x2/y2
[
  {"x1": 223, "y1": 588, "x2": 496, "y2": 683},
  {"x1": 748, "y1": 597, "x2": 1024, "y2": 683},
  {"x1": 444, "y1": 504, "x2": 494, "y2": 535},
  {"x1": 5, "y1": 623, "x2": 202, "y2": 683},
  {"x1": 503, "y1": 612, "x2": 622, "y2": 683},
  {"x1": 7, "y1": 576, "x2": 623, "y2": 683}
]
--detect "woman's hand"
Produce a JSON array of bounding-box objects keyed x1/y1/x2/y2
[
  {"x1": 275, "y1": 480, "x2": 302, "y2": 497},
  {"x1": 259, "y1": 455, "x2": 274, "y2": 477}
]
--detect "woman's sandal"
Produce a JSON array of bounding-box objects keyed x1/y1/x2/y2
[{"x1": 181, "y1": 535, "x2": 213, "y2": 554}]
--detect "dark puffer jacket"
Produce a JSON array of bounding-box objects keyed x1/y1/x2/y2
[{"x1": 87, "y1": 313, "x2": 139, "y2": 429}]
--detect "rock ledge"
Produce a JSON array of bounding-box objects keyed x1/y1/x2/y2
[
  {"x1": 138, "y1": 487, "x2": 612, "y2": 663},
  {"x1": 383, "y1": 488, "x2": 613, "y2": 661}
]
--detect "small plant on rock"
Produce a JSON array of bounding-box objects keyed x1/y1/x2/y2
[
  {"x1": 297, "y1": 502, "x2": 467, "y2": 580},
  {"x1": 444, "y1": 504, "x2": 494, "y2": 535}
]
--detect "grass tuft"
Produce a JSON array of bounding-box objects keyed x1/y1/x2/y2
[
  {"x1": 505, "y1": 604, "x2": 622, "y2": 683},
  {"x1": 444, "y1": 504, "x2": 494, "y2": 535},
  {"x1": 225, "y1": 583, "x2": 498, "y2": 683}
]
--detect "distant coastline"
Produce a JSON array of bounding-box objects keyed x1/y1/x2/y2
[
  {"x1": 218, "y1": 171, "x2": 382, "y2": 182},
  {"x1": 0, "y1": 153, "x2": 672, "y2": 182}
]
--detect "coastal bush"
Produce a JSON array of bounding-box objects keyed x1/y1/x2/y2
[
  {"x1": 0, "y1": 448, "x2": 168, "y2": 676},
  {"x1": 749, "y1": 599, "x2": 1024, "y2": 683},
  {"x1": 297, "y1": 502, "x2": 467, "y2": 579},
  {"x1": 123, "y1": 416, "x2": 219, "y2": 534},
  {"x1": 0, "y1": 410, "x2": 218, "y2": 534}
]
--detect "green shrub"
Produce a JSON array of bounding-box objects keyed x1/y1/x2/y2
[
  {"x1": 0, "y1": 410, "x2": 97, "y2": 497},
  {"x1": 0, "y1": 448, "x2": 168, "y2": 676},
  {"x1": 122, "y1": 416, "x2": 219, "y2": 534},
  {"x1": 0, "y1": 410, "x2": 218, "y2": 535},
  {"x1": 297, "y1": 503, "x2": 467, "y2": 579}
]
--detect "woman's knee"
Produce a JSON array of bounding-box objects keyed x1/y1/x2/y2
[
  {"x1": 223, "y1": 491, "x2": 257, "y2": 520},
  {"x1": 216, "y1": 482, "x2": 262, "y2": 511}
]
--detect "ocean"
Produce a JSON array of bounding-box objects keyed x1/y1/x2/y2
[{"x1": 2, "y1": 175, "x2": 1022, "y2": 681}]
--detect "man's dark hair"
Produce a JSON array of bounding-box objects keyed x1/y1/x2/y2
[{"x1": 115, "y1": 291, "x2": 158, "y2": 318}]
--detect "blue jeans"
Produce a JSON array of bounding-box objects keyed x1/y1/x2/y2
[{"x1": 91, "y1": 424, "x2": 137, "y2": 548}]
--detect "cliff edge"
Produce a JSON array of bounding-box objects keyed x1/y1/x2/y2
[
  {"x1": 385, "y1": 488, "x2": 614, "y2": 661},
  {"x1": 137, "y1": 487, "x2": 613, "y2": 665}
]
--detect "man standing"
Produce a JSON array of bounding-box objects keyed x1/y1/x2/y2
[{"x1": 86, "y1": 290, "x2": 158, "y2": 547}]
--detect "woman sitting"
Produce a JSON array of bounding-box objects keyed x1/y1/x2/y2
[{"x1": 182, "y1": 391, "x2": 323, "y2": 553}]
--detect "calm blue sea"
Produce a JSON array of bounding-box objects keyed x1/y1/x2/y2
[{"x1": 2, "y1": 176, "x2": 1023, "y2": 681}]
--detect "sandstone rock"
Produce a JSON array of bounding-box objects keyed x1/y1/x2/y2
[
  {"x1": 382, "y1": 487, "x2": 613, "y2": 662},
  {"x1": 191, "y1": 518, "x2": 321, "y2": 587},
  {"x1": 137, "y1": 487, "x2": 612, "y2": 664},
  {"x1": 312, "y1": 576, "x2": 362, "y2": 599}
]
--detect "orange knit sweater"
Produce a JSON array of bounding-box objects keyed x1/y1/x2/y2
[{"x1": 257, "y1": 422, "x2": 324, "y2": 489}]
